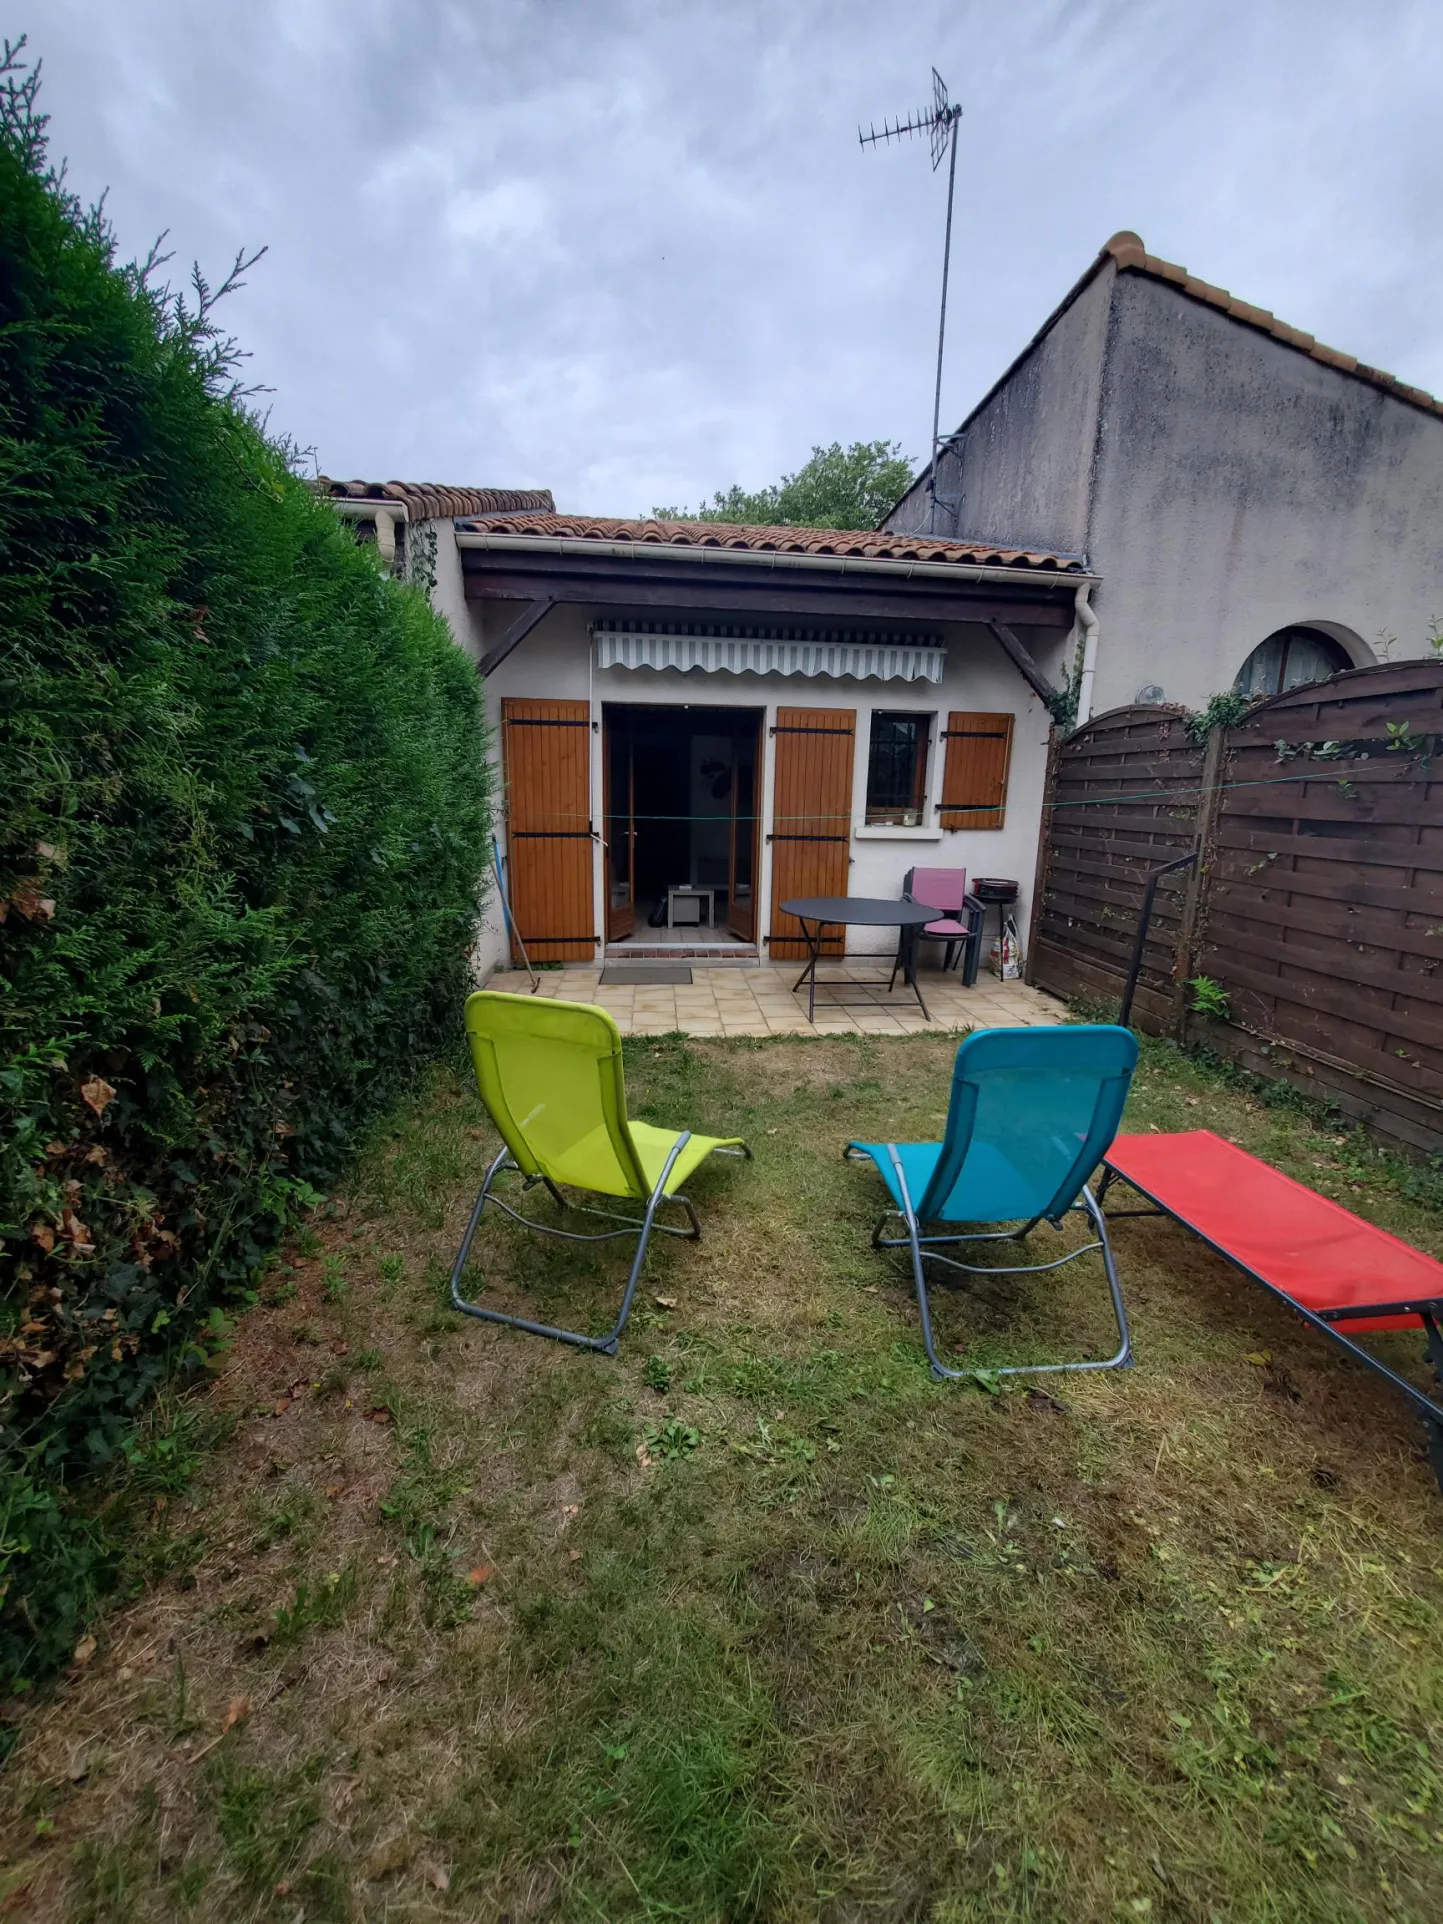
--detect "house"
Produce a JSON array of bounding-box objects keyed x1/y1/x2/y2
[
  {"x1": 883, "y1": 232, "x2": 1443, "y2": 717},
  {"x1": 323, "y1": 486, "x2": 1094, "y2": 976}
]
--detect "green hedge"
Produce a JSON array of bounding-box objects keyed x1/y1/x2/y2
[{"x1": 0, "y1": 50, "x2": 489, "y2": 1694}]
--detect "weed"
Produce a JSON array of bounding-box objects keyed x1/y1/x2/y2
[
  {"x1": 643, "y1": 1419, "x2": 699, "y2": 1462},
  {"x1": 1188, "y1": 974, "x2": 1231, "y2": 1019},
  {"x1": 270, "y1": 1565, "x2": 358, "y2": 1645},
  {"x1": 210, "y1": 1755, "x2": 326, "y2": 1894},
  {"x1": 642, "y1": 1353, "x2": 673, "y2": 1393}
]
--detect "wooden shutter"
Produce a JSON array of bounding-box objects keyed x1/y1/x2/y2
[
  {"x1": 501, "y1": 698, "x2": 595, "y2": 964},
  {"x1": 940, "y1": 711, "x2": 1014, "y2": 829},
  {"x1": 767, "y1": 707, "x2": 855, "y2": 961}
]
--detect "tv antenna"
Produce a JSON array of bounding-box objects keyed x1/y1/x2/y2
[{"x1": 860, "y1": 69, "x2": 963, "y2": 533}]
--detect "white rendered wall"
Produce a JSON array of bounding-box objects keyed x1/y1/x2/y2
[
  {"x1": 466, "y1": 600, "x2": 1065, "y2": 970},
  {"x1": 886, "y1": 263, "x2": 1443, "y2": 714}
]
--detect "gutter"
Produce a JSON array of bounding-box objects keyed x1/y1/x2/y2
[
  {"x1": 454, "y1": 529, "x2": 1095, "y2": 593},
  {"x1": 329, "y1": 497, "x2": 408, "y2": 568}
]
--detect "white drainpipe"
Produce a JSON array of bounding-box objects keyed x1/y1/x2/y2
[
  {"x1": 329, "y1": 498, "x2": 407, "y2": 568},
  {"x1": 1073, "y1": 581, "x2": 1100, "y2": 725}
]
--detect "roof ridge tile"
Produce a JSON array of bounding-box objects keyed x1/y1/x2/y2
[{"x1": 452, "y1": 512, "x2": 1086, "y2": 572}]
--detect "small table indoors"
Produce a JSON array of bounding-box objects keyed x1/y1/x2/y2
[
  {"x1": 667, "y1": 885, "x2": 715, "y2": 929},
  {"x1": 780, "y1": 896, "x2": 939, "y2": 1023}
]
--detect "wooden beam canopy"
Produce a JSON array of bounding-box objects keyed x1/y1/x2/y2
[
  {"x1": 477, "y1": 596, "x2": 556, "y2": 678},
  {"x1": 463, "y1": 559, "x2": 1075, "y2": 631}
]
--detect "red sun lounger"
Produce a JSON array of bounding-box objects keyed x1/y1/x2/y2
[{"x1": 1100, "y1": 1130, "x2": 1443, "y2": 1489}]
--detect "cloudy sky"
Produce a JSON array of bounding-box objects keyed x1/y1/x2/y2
[{"x1": 24, "y1": 0, "x2": 1443, "y2": 518}]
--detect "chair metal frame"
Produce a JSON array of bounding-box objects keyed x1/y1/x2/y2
[
  {"x1": 847, "y1": 1146, "x2": 1131, "y2": 1380},
  {"x1": 451, "y1": 1136, "x2": 751, "y2": 1354},
  {"x1": 1098, "y1": 1158, "x2": 1443, "y2": 1490}
]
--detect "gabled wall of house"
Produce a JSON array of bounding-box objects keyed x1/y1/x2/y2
[
  {"x1": 1085, "y1": 272, "x2": 1443, "y2": 711},
  {"x1": 885, "y1": 262, "x2": 1115, "y2": 557}
]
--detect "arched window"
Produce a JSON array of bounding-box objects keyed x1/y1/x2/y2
[{"x1": 1234, "y1": 626, "x2": 1352, "y2": 699}]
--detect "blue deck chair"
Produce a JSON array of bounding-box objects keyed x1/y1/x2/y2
[
  {"x1": 846, "y1": 1025, "x2": 1138, "y2": 1379},
  {"x1": 450, "y1": 991, "x2": 750, "y2": 1353}
]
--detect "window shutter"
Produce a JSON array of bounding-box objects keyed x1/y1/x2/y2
[{"x1": 940, "y1": 712, "x2": 1014, "y2": 830}]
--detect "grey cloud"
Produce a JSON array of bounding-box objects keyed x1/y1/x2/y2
[{"x1": 25, "y1": 0, "x2": 1443, "y2": 518}]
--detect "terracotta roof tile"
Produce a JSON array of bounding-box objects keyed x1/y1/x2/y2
[
  {"x1": 1100, "y1": 233, "x2": 1442, "y2": 419},
  {"x1": 453, "y1": 512, "x2": 1085, "y2": 572},
  {"x1": 317, "y1": 479, "x2": 554, "y2": 518}
]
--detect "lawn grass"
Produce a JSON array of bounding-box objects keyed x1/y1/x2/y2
[{"x1": 2, "y1": 1034, "x2": 1442, "y2": 1921}]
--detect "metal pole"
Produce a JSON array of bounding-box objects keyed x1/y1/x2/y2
[
  {"x1": 491, "y1": 834, "x2": 539, "y2": 993},
  {"x1": 1118, "y1": 851, "x2": 1198, "y2": 1029},
  {"x1": 928, "y1": 116, "x2": 959, "y2": 534}
]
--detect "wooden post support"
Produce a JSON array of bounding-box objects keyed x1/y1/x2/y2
[
  {"x1": 1023, "y1": 725, "x2": 1061, "y2": 984},
  {"x1": 1171, "y1": 723, "x2": 1226, "y2": 1037}
]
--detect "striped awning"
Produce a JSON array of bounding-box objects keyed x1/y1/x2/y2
[{"x1": 591, "y1": 621, "x2": 945, "y2": 683}]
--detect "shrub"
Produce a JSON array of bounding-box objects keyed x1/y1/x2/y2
[{"x1": 0, "y1": 43, "x2": 489, "y2": 1693}]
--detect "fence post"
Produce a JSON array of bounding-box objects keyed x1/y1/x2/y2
[
  {"x1": 1023, "y1": 726, "x2": 1061, "y2": 984},
  {"x1": 1171, "y1": 723, "x2": 1226, "y2": 1037}
]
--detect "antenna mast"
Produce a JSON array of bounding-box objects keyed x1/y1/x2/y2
[{"x1": 860, "y1": 69, "x2": 963, "y2": 534}]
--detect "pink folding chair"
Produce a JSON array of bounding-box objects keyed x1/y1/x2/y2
[{"x1": 891, "y1": 867, "x2": 984, "y2": 988}]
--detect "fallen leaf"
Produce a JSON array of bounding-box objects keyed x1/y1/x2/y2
[
  {"x1": 1244, "y1": 1351, "x2": 1273, "y2": 1366},
  {"x1": 653, "y1": 1295, "x2": 678, "y2": 1310},
  {"x1": 422, "y1": 1863, "x2": 452, "y2": 1892},
  {"x1": 1184, "y1": 1096, "x2": 1201, "y2": 1108},
  {"x1": 562, "y1": 1503, "x2": 580, "y2": 1518},
  {"x1": 325, "y1": 1482, "x2": 346, "y2": 1498},
  {"x1": 31, "y1": 1223, "x2": 55, "y2": 1253},
  {"x1": 466, "y1": 1564, "x2": 497, "y2": 1587},
  {"x1": 366, "y1": 1407, "x2": 393, "y2": 1425},
  {"x1": 72, "y1": 1635, "x2": 97, "y2": 1665},
  {"x1": 635, "y1": 1441, "x2": 655, "y2": 1468},
  {"x1": 80, "y1": 1076, "x2": 116, "y2": 1117},
  {"x1": 330, "y1": 1341, "x2": 350, "y2": 1356},
  {"x1": 222, "y1": 1695, "x2": 249, "y2": 1732},
  {"x1": 567, "y1": 1548, "x2": 584, "y2": 1563}
]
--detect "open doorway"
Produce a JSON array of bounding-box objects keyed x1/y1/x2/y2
[{"x1": 603, "y1": 704, "x2": 763, "y2": 947}]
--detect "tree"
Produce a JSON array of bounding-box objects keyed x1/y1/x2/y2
[{"x1": 654, "y1": 440, "x2": 915, "y2": 532}]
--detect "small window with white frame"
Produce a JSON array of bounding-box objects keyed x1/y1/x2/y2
[{"x1": 865, "y1": 710, "x2": 933, "y2": 826}]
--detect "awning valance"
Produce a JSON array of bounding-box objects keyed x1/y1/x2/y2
[{"x1": 591, "y1": 621, "x2": 945, "y2": 683}]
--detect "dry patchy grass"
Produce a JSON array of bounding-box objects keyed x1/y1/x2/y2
[{"x1": 2, "y1": 1035, "x2": 1442, "y2": 1922}]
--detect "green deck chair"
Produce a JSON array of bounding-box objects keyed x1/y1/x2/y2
[{"x1": 450, "y1": 991, "x2": 750, "y2": 1352}]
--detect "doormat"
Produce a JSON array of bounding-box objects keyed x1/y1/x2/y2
[{"x1": 600, "y1": 964, "x2": 694, "y2": 986}]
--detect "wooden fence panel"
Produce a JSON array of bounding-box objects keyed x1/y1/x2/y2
[
  {"x1": 1196, "y1": 664, "x2": 1443, "y2": 1154},
  {"x1": 1028, "y1": 706, "x2": 1204, "y2": 1028},
  {"x1": 1028, "y1": 661, "x2": 1443, "y2": 1156}
]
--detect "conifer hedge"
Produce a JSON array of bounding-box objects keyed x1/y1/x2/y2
[{"x1": 0, "y1": 46, "x2": 490, "y2": 1694}]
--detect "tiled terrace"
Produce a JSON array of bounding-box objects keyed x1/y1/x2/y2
[{"x1": 486, "y1": 962, "x2": 1065, "y2": 1037}]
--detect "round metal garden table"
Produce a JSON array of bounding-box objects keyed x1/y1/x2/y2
[{"x1": 780, "y1": 896, "x2": 940, "y2": 1023}]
